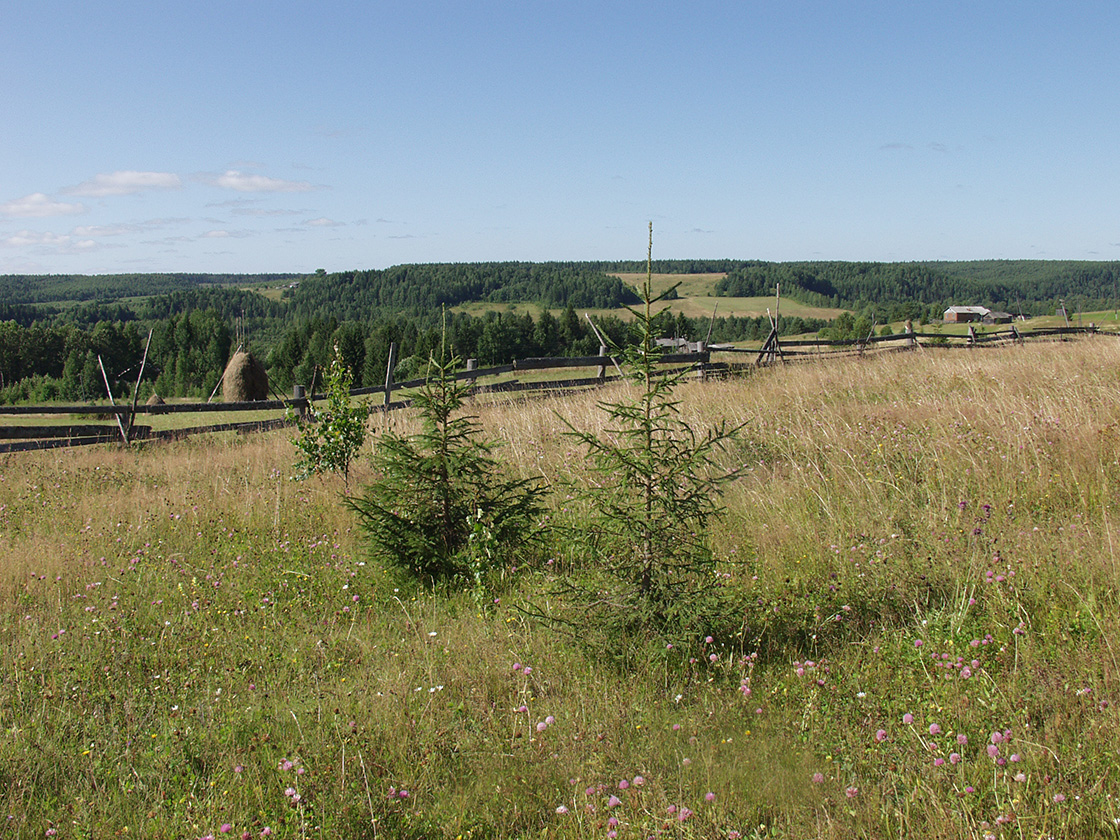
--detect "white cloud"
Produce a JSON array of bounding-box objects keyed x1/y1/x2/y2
[
  {"x1": 306, "y1": 217, "x2": 343, "y2": 227},
  {"x1": 72, "y1": 223, "x2": 142, "y2": 237},
  {"x1": 210, "y1": 170, "x2": 315, "y2": 193},
  {"x1": 63, "y1": 171, "x2": 182, "y2": 197},
  {"x1": 1, "y1": 230, "x2": 72, "y2": 248},
  {"x1": 0, "y1": 193, "x2": 86, "y2": 218},
  {"x1": 201, "y1": 229, "x2": 252, "y2": 239},
  {"x1": 233, "y1": 207, "x2": 306, "y2": 217},
  {"x1": 1, "y1": 229, "x2": 106, "y2": 253}
]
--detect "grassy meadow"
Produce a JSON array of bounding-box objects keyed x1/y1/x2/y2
[
  {"x1": 3, "y1": 339, "x2": 1120, "y2": 838},
  {"x1": 451, "y1": 274, "x2": 844, "y2": 326}
]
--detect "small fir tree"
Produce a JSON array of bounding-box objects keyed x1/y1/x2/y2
[
  {"x1": 345, "y1": 347, "x2": 545, "y2": 588},
  {"x1": 557, "y1": 223, "x2": 743, "y2": 650}
]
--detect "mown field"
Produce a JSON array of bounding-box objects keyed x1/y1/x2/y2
[
  {"x1": 452, "y1": 273, "x2": 845, "y2": 325},
  {"x1": 2, "y1": 339, "x2": 1120, "y2": 838}
]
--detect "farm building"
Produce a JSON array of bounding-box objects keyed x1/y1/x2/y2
[
  {"x1": 943, "y1": 306, "x2": 990, "y2": 323},
  {"x1": 983, "y1": 311, "x2": 1014, "y2": 324}
]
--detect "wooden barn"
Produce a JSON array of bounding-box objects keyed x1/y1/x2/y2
[{"x1": 943, "y1": 305, "x2": 990, "y2": 323}]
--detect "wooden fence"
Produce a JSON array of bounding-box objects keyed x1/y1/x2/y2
[{"x1": 0, "y1": 325, "x2": 1111, "y2": 454}]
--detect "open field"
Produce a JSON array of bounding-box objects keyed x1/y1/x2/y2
[
  {"x1": 610, "y1": 273, "x2": 845, "y2": 322},
  {"x1": 3, "y1": 340, "x2": 1120, "y2": 838},
  {"x1": 452, "y1": 274, "x2": 845, "y2": 324}
]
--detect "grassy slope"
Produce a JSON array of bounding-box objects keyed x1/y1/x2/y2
[{"x1": 3, "y1": 340, "x2": 1120, "y2": 837}]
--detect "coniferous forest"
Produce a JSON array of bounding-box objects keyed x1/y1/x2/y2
[{"x1": 1, "y1": 259, "x2": 1117, "y2": 403}]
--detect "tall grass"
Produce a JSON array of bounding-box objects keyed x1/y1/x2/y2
[{"x1": 2, "y1": 340, "x2": 1119, "y2": 838}]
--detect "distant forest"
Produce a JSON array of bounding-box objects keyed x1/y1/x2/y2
[{"x1": 1, "y1": 259, "x2": 1116, "y2": 403}]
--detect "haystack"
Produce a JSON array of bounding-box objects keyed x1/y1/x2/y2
[
  {"x1": 145, "y1": 393, "x2": 165, "y2": 406},
  {"x1": 223, "y1": 351, "x2": 269, "y2": 402}
]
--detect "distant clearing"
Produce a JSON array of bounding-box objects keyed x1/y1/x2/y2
[{"x1": 611, "y1": 272, "x2": 846, "y2": 321}]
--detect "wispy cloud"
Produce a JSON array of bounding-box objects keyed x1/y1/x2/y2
[
  {"x1": 206, "y1": 170, "x2": 317, "y2": 193},
  {"x1": 72, "y1": 223, "x2": 143, "y2": 237},
  {"x1": 1, "y1": 229, "x2": 104, "y2": 253},
  {"x1": 879, "y1": 142, "x2": 914, "y2": 151},
  {"x1": 63, "y1": 171, "x2": 182, "y2": 197},
  {"x1": 232, "y1": 207, "x2": 307, "y2": 217},
  {"x1": 201, "y1": 229, "x2": 253, "y2": 239},
  {"x1": 305, "y1": 217, "x2": 343, "y2": 227},
  {"x1": 0, "y1": 193, "x2": 86, "y2": 218}
]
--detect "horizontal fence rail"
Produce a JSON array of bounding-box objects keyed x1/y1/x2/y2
[{"x1": 0, "y1": 326, "x2": 1112, "y2": 453}]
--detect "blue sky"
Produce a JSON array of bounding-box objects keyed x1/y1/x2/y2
[{"x1": 3, "y1": 0, "x2": 1118, "y2": 275}]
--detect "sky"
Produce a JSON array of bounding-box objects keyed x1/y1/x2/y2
[{"x1": 2, "y1": 0, "x2": 1119, "y2": 275}]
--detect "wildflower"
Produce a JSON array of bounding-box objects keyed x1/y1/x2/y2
[
  {"x1": 987, "y1": 745, "x2": 999, "y2": 758},
  {"x1": 902, "y1": 713, "x2": 914, "y2": 725},
  {"x1": 845, "y1": 787, "x2": 859, "y2": 799},
  {"x1": 220, "y1": 826, "x2": 232, "y2": 835},
  {"x1": 545, "y1": 715, "x2": 555, "y2": 725},
  {"x1": 949, "y1": 753, "x2": 961, "y2": 764},
  {"x1": 607, "y1": 795, "x2": 622, "y2": 808},
  {"x1": 957, "y1": 734, "x2": 968, "y2": 745},
  {"x1": 618, "y1": 780, "x2": 629, "y2": 790},
  {"x1": 632, "y1": 776, "x2": 645, "y2": 786},
  {"x1": 1053, "y1": 793, "x2": 1065, "y2": 803},
  {"x1": 929, "y1": 723, "x2": 942, "y2": 735},
  {"x1": 705, "y1": 791, "x2": 716, "y2": 802},
  {"x1": 555, "y1": 805, "x2": 569, "y2": 815},
  {"x1": 874, "y1": 729, "x2": 887, "y2": 743},
  {"x1": 536, "y1": 722, "x2": 547, "y2": 732}
]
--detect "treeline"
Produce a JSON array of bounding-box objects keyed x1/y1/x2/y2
[
  {"x1": 714, "y1": 260, "x2": 1120, "y2": 320},
  {"x1": 0, "y1": 273, "x2": 295, "y2": 306},
  {"x1": 2, "y1": 258, "x2": 1116, "y2": 403},
  {"x1": 284, "y1": 263, "x2": 641, "y2": 321},
  {"x1": 0, "y1": 302, "x2": 825, "y2": 404}
]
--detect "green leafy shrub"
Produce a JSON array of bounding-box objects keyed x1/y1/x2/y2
[
  {"x1": 346, "y1": 349, "x2": 545, "y2": 587},
  {"x1": 290, "y1": 345, "x2": 370, "y2": 487}
]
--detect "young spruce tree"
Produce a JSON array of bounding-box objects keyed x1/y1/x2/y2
[
  {"x1": 560, "y1": 223, "x2": 743, "y2": 652},
  {"x1": 345, "y1": 343, "x2": 545, "y2": 589}
]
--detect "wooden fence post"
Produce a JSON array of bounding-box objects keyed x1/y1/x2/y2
[
  {"x1": 383, "y1": 342, "x2": 398, "y2": 408},
  {"x1": 293, "y1": 385, "x2": 306, "y2": 420},
  {"x1": 596, "y1": 345, "x2": 607, "y2": 382}
]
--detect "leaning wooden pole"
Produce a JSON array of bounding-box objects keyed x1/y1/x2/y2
[
  {"x1": 127, "y1": 328, "x2": 153, "y2": 436},
  {"x1": 98, "y1": 355, "x2": 129, "y2": 445}
]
